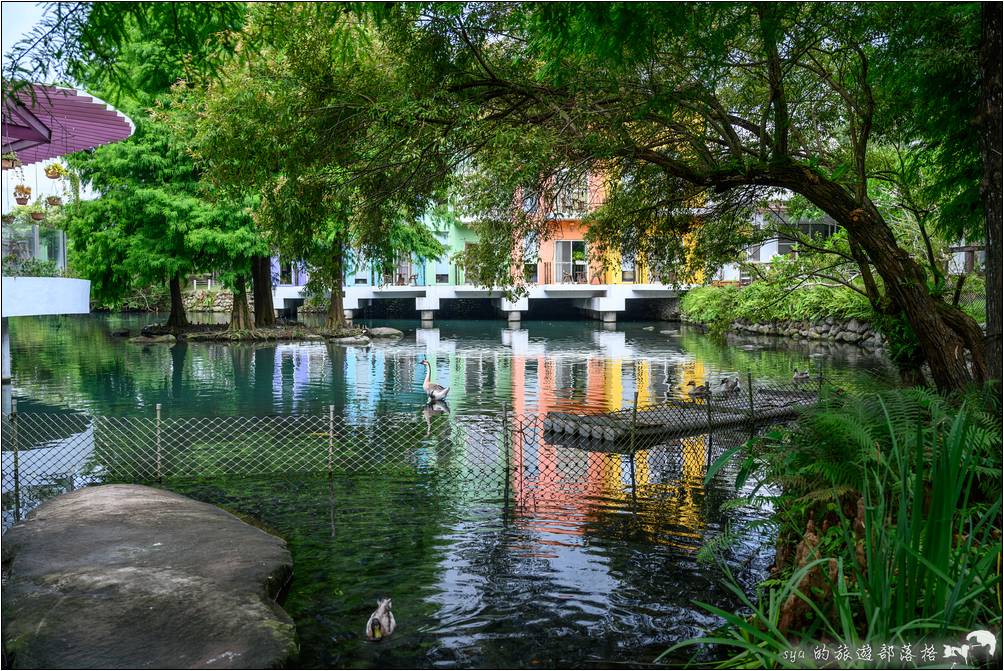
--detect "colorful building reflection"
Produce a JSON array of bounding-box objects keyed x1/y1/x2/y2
[{"x1": 506, "y1": 333, "x2": 712, "y2": 552}]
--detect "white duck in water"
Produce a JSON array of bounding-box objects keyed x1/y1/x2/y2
[
  {"x1": 793, "y1": 369, "x2": 811, "y2": 383},
  {"x1": 419, "y1": 360, "x2": 450, "y2": 401},
  {"x1": 365, "y1": 597, "x2": 396, "y2": 641}
]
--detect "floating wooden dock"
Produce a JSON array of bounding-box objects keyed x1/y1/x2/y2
[{"x1": 542, "y1": 390, "x2": 815, "y2": 448}]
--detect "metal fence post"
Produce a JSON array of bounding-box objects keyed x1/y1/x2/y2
[
  {"x1": 155, "y1": 403, "x2": 162, "y2": 482},
  {"x1": 328, "y1": 404, "x2": 335, "y2": 476},
  {"x1": 747, "y1": 371, "x2": 755, "y2": 423},
  {"x1": 11, "y1": 398, "x2": 20, "y2": 522},
  {"x1": 630, "y1": 391, "x2": 639, "y2": 504},
  {"x1": 706, "y1": 385, "x2": 715, "y2": 460},
  {"x1": 502, "y1": 401, "x2": 510, "y2": 510}
]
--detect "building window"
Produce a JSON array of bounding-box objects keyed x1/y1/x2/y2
[
  {"x1": 555, "y1": 240, "x2": 587, "y2": 283},
  {"x1": 354, "y1": 277, "x2": 368, "y2": 285},
  {"x1": 621, "y1": 255, "x2": 636, "y2": 283},
  {"x1": 436, "y1": 273, "x2": 449, "y2": 284},
  {"x1": 524, "y1": 263, "x2": 539, "y2": 283},
  {"x1": 278, "y1": 259, "x2": 293, "y2": 285}
]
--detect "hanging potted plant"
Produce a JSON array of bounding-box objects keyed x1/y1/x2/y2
[
  {"x1": 14, "y1": 184, "x2": 32, "y2": 205},
  {"x1": 29, "y1": 204, "x2": 45, "y2": 221},
  {"x1": 46, "y1": 195, "x2": 63, "y2": 207},
  {"x1": 1, "y1": 152, "x2": 21, "y2": 170},
  {"x1": 44, "y1": 162, "x2": 69, "y2": 179}
]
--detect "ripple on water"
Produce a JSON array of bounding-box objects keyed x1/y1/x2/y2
[{"x1": 159, "y1": 460, "x2": 773, "y2": 669}]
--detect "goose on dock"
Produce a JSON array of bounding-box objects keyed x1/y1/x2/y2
[
  {"x1": 419, "y1": 360, "x2": 450, "y2": 401},
  {"x1": 793, "y1": 369, "x2": 811, "y2": 383},
  {"x1": 686, "y1": 380, "x2": 711, "y2": 399}
]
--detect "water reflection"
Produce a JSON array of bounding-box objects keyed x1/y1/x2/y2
[
  {"x1": 7, "y1": 314, "x2": 895, "y2": 418},
  {"x1": 149, "y1": 423, "x2": 766, "y2": 668}
]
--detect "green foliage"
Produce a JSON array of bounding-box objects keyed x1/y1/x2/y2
[
  {"x1": 870, "y1": 3, "x2": 983, "y2": 241},
  {"x1": 681, "y1": 283, "x2": 874, "y2": 326},
  {"x1": 2, "y1": 257, "x2": 61, "y2": 278},
  {"x1": 685, "y1": 387, "x2": 1002, "y2": 664},
  {"x1": 679, "y1": 286, "x2": 739, "y2": 333},
  {"x1": 165, "y1": 3, "x2": 449, "y2": 323},
  {"x1": 3, "y1": 2, "x2": 246, "y2": 105},
  {"x1": 92, "y1": 282, "x2": 171, "y2": 312}
]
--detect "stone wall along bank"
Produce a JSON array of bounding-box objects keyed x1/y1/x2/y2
[{"x1": 729, "y1": 317, "x2": 885, "y2": 349}]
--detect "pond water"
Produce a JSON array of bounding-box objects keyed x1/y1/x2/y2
[
  {"x1": 6, "y1": 313, "x2": 893, "y2": 417},
  {"x1": 4, "y1": 314, "x2": 895, "y2": 667}
]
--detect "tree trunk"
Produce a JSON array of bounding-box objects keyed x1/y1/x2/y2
[
  {"x1": 251, "y1": 255, "x2": 276, "y2": 328},
  {"x1": 722, "y1": 164, "x2": 986, "y2": 392},
  {"x1": 980, "y1": 1, "x2": 1002, "y2": 387},
  {"x1": 166, "y1": 274, "x2": 189, "y2": 328},
  {"x1": 228, "y1": 275, "x2": 253, "y2": 332},
  {"x1": 798, "y1": 177, "x2": 985, "y2": 392},
  {"x1": 325, "y1": 243, "x2": 345, "y2": 330}
]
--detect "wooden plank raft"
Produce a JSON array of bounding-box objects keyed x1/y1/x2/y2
[{"x1": 542, "y1": 392, "x2": 814, "y2": 446}]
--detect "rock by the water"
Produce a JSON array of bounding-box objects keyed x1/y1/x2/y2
[
  {"x1": 365, "y1": 327, "x2": 404, "y2": 338},
  {"x1": 302, "y1": 333, "x2": 324, "y2": 341},
  {"x1": 2, "y1": 485, "x2": 295, "y2": 670},
  {"x1": 127, "y1": 334, "x2": 176, "y2": 344},
  {"x1": 330, "y1": 335, "x2": 371, "y2": 345}
]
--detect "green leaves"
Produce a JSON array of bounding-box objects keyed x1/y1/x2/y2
[{"x1": 682, "y1": 386, "x2": 1002, "y2": 665}]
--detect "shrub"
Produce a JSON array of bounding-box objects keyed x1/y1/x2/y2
[
  {"x1": 680, "y1": 285, "x2": 739, "y2": 327},
  {"x1": 681, "y1": 282, "x2": 876, "y2": 326},
  {"x1": 2, "y1": 256, "x2": 61, "y2": 277}
]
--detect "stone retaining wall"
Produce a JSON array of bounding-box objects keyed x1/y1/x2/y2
[
  {"x1": 729, "y1": 317, "x2": 885, "y2": 349},
  {"x1": 183, "y1": 289, "x2": 253, "y2": 313}
]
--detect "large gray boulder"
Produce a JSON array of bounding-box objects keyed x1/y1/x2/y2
[
  {"x1": 2, "y1": 485, "x2": 296, "y2": 669},
  {"x1": 365, "y1": 327, "x2": 404, "y2": 338}
]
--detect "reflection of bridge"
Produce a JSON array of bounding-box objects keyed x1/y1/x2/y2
[{"x1": 275, "y1": 282, "x2": 685, "y2": 325}]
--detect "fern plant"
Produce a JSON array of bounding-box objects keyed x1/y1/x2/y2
[{"x1": 686, "y1": 386, "x2": 1003, "y2": 667}]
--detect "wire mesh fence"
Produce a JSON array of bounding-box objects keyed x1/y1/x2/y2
[
  {"x1": 2, "y1": 374, "x2": 826, "y2": 528},
  {"x1": 943, "y1": 273, "x2": 987, "y2": 323}
]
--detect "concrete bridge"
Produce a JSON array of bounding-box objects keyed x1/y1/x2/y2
[{"x1": 274, "y1": 282, "x2": 686, "y2": 324}]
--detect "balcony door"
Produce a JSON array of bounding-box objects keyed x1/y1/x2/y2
[{"x1": 555, "y1": 240, "x2": 587, "y2": 283}]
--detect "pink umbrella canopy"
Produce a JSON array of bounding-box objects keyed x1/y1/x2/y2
[{"x1": 2, "y1": 84, "x2": 135, "y2": 165}]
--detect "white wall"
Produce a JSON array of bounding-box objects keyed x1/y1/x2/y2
[{"x1": 1, "y1": 277, "x2": 91, "y2": 317}]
